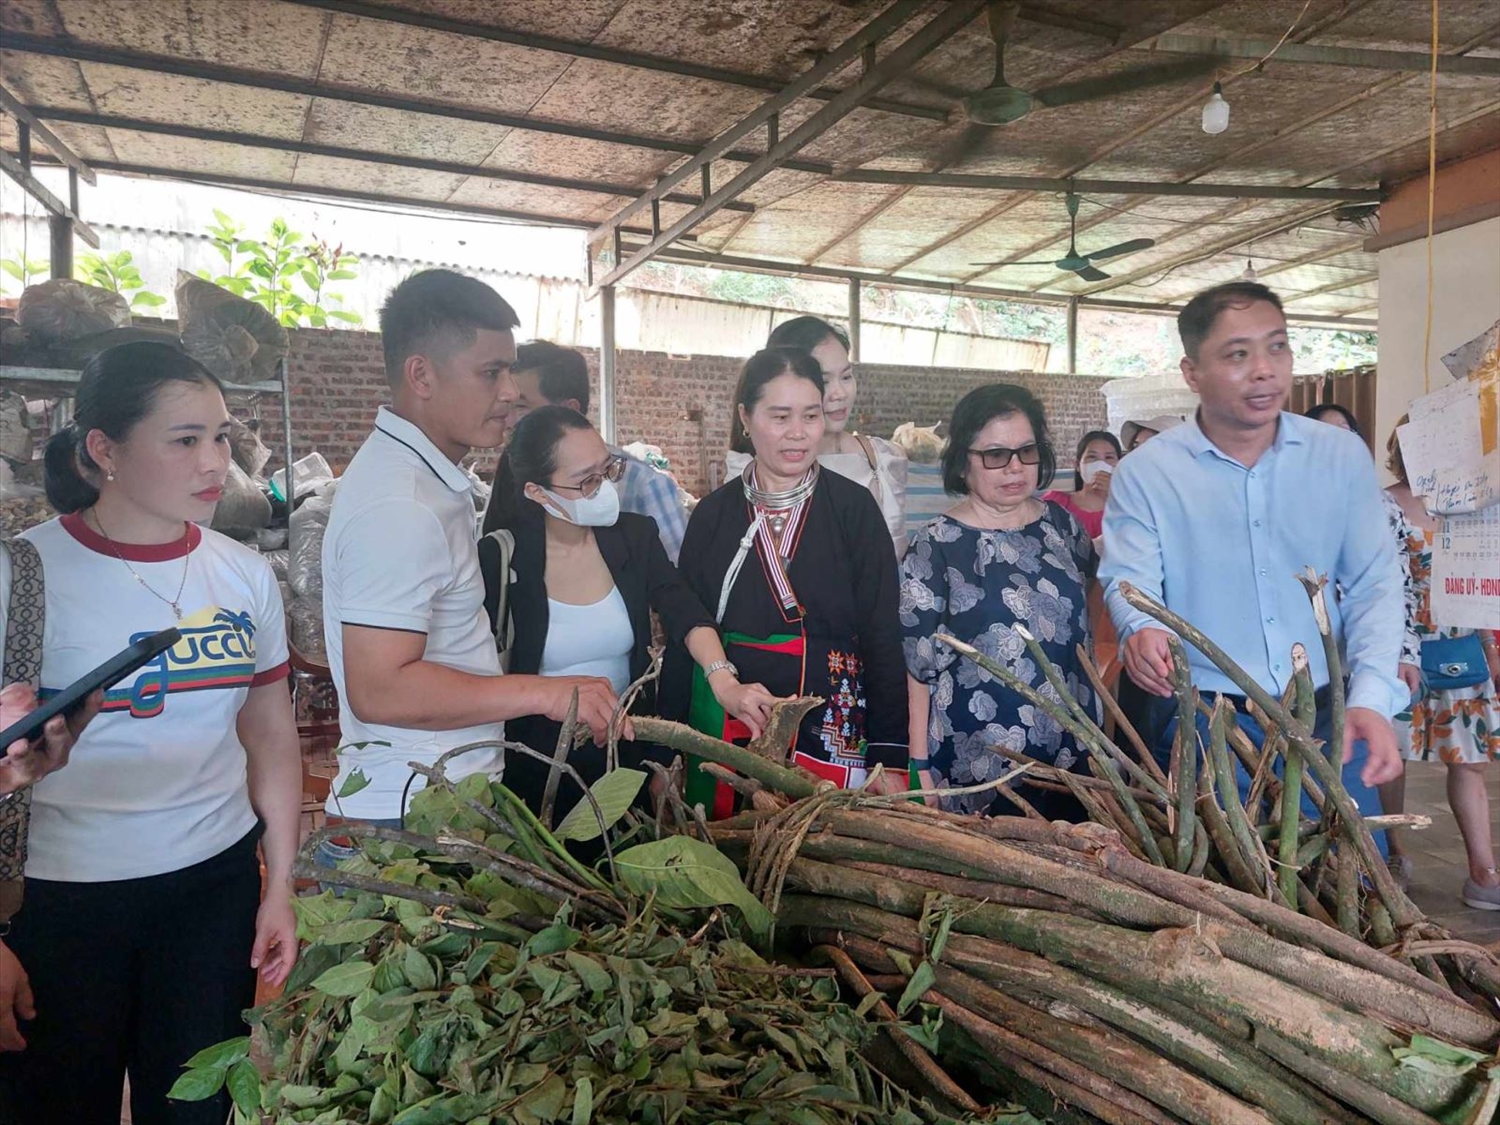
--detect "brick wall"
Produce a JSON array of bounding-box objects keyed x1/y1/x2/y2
[{"x1": 260, "y1": 329, "x2": 1110, "y2": 497}]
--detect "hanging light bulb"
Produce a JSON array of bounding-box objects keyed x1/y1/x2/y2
[
  {"x1": 1202, "y1": 82, "x2": 1230, "y2": 135},
  {"x1": 1241, "y1": 257, "x2": 1258, "y2": 281}
]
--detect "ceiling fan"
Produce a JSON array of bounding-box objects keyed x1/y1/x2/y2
[
  {"x1": 961, "y1": 1, "x2": 1219, "y2": 128},
  {"x1": 971, "y1": 193, "x2": 1155, "y2": 282}
]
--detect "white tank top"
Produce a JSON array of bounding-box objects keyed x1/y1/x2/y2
[{"x1": 540, "y1": 586, "x2": 633, "y2": 693}]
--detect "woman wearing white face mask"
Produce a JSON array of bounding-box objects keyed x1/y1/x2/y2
[
  {"x1": 485, "y1": 406, "x2": 777, "y2": 829},
  {"x1": 1042, "y1": 430, "x2": 1121, "y2": 541}
]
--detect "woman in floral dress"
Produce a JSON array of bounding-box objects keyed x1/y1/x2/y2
[
  {"x1": 1383, "y1": 424, "x2": 1500, "y2": 908},
  {"x1": 901, "y1": 384, "x2": 1098, "y2": 818}
]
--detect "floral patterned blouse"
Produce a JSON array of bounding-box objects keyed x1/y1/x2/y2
[{"x1": 900, "y1": 502, "x2": 1099, "y2": 815}]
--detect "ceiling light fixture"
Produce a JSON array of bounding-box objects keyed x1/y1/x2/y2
[
  {"x1": 1241, "y1": 258, "x2": 1258, "y2": 280},
  {"x1": 1202, "y1": 82, "x2": 1230, "y2": 134}
]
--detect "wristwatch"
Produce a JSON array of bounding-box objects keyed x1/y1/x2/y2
[{"x1": 704, "y1": 660, "x2": 739, "y2": 681}]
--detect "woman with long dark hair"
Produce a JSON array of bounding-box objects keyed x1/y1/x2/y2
[
  {"x1": 485, "y1": 406, "x2": 776, "y2": 828},
  {"x1": 667, "y1": 349, "x2": 909, "y2": 813},
  {"x1": 726, "y1": 317, "x2": 910, "y2": 558},
  {"x1": 0, "y1": 342, "x2": 300, "y2": 1125}
]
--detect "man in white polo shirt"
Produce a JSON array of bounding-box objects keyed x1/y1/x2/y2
[{"x1": 320, "y1": 270, "x2": 620, "y2": 842}]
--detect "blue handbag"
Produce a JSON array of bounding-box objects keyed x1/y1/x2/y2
[{"x1": 1419, "y1": 634, "x2": 1490, "y2": 691}]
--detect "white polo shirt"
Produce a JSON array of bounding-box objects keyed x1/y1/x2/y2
[{"x1": 322, "y1": 407, "x2": 502, "y2": 818}]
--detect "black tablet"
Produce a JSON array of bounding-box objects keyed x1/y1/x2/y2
[{"x1": 0, "y1": 628, "x2": 182, "y2": 750}]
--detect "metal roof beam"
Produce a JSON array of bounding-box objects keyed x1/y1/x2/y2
[
  {"x1": 1281, "y1": 270, "x2": 1379, "y2": 302},
  {"x1": 0, "y1": 83, "x2": 95, "y2": 185},
  {"x1": 0, "y1": 32, "x2": 834, "y2": 175},
  {"x1": 588, "y1": 1, "x2": 927, "y2": 248},
  {"x1": 284, "y1": 0, "x2": 951, "y2": 123},
  {"x1": 832, "y1": 169, "x2": 1382, "y2": 201},
  {"x1": 9, "y1": 155, "x2": 688, "y2": 238},
  {"x1": 619, "y1": 240, "x2": 1378, "y2": 327},
  {"x1": 25, "y1": 107, "x2": 754, "y2": 214},
  {"x1": 1148, "y1": 34, "x2": 1500, "y2": 77},
  {"x1": 589, "y1": 0, "x2": 986, "y2": 296},
  {"x1": 0, "y1": 150, "x2": 99, "y2": 247}
]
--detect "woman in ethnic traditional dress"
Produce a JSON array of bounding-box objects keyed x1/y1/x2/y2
[
  {"x1": 725, "y1": 317, "x2": 909, "y2": 559},
  {"x1": 664, "y1": 349, "x2": 909, "y2": 814}
]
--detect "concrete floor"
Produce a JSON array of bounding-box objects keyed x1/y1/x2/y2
[{"x1": 1394, "y1": 758, "x2": 1500, "y2": 947}]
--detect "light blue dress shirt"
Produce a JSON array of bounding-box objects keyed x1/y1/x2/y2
[{"x1": 1100, "y1": 411, "x2": 1407, "y2": 718}]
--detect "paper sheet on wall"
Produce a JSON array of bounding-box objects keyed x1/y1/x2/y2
[
  {"x1": 1397, "y1": 381, "x2": 1486, "y2": 504},
  {"x1": 1431, "y1": 505, "x2": 1500, "y2": 631}
]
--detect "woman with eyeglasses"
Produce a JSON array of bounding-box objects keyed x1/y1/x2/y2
[
  {"x1": 665, "y1": 349, "x2": 910, "y2": 815},
  {"x1": 486, "y1": 406, "x2": 778, "y2": 827},
  {"x1": 900, "y1": 384, "x2": 1099, "y2": 818}
]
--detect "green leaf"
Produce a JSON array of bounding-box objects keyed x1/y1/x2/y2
[
  {"x1": 318, "y1": 917, "x2": 387, "y2": 945},
  {"x1": 167, "y1": 1065, "x2": 228, "y2": 1102},
  {"x1": 404, "y1": 945, "x2": 438, "y2": 991},
  {"x1": 553, "y1": 768, "x2": 646, "y2": 843},
  {"x1": 526, "y1": 918, "x2": 580, "y2": 957},
  {"x1": 520, "y1": 1074, "x2": 567, "y2": 1122},
  {"x1": 571, "y1": 1075, "x2": 593, "y2": 1125},
  {"x1": 226, "y1": 1058, "x2": 261, "y2": 1117},
  {"x1": 300, "y1": 268, "x2": 322, "y2": 291},
  {"x1": 853, "y1": 991, "x2": 884, "y2": 1019},
  {"x1": 613, "y1": 837, "x2": 772, "y2": 936},
  {"x1": 327, "y1": 309, "x2": 363, "y2": 324},
  {"x1": 563, "y1": 950, "x2": 612, "y2": 994},
  {"x1": 0, "y1": 261, "x2": 24, "y2": 281},
  {"x1": 338, "y1": 768, "x2": 372, "y2": 798},
  {"x1": 131, "y1": 292, "x2": 167, "y2": 308},
  {"x1": 311, "y1": 959, "x2": 376, "y2": 997},
  {"x1": 183, "y1": 1035, "x2": 250, "y2": 1070},
  {"x1": 896, "y1": 961, "x2": 936, "y2": 1017},
  {"x1": 328, "y1": 268, "x2": 358, "y2": 280},
  {"x1": 1392, "y1": 1034, "x2": 1489, "y2": 1078}
]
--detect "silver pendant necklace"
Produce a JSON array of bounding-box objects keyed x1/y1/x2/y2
[
  {"x1": 743, "y1": 462, "x2": 819, "y2": 539},
  {"x1": 89, "y1": 508, "x2": 192, "y2": 620}
]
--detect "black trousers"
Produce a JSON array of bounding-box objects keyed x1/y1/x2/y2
[{"x1": 0, "y1": 827, "x2": 261, "y2": 1125}]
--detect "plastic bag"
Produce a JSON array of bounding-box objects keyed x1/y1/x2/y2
[
  {"x1": 289, "y1": 595, "x2": 326, "y2": 659},
  {"x1": 210, "y1": 460, "x2": 272, "y2": 538},
  {"x1": 269, "y1": 452, "x2": 333, "y2": 503},
  {"x1": 288, "y1": 486, "x2": 335, "y2": 599},
  {"x1": 16, "y1": 280, "x2": 130, "y2": 343},
  {"x1": 175, "y1": 271, "x2": 288, "y2": 384}
]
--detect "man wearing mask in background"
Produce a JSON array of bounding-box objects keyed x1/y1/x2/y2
[
  {"x1": 481, "y1": 341, "x2": 688, "y2": 561},
  {"x1": 1100, "y1": 281, "x2": 1405, "y2": 835}
]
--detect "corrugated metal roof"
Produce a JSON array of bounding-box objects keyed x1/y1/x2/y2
[{"x1": 3, "y1": 0, "x2": 1499, "y2": 318}]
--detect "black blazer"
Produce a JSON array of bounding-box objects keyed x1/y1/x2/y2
[{"x1": 479, "y1": 504, "x2": 714, "y2": 819}]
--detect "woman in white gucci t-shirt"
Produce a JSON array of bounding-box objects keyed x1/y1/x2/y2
[{"x1": 0, "y1": 343, "x2": 301, "y2": 1125}]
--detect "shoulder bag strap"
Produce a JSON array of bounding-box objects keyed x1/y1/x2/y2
[
  {"x1": 481, "y1": 529, "x2": 515, "y2": 670},
  {"x1": 1, "y1": 537, "x2": 45, "y2": 922},
  {"x1": 853, "y1": 434, "x2": 883, "y2": 507}
]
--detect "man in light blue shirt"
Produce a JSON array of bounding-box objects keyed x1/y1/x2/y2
[
  {"x1": 1100, "y1": 281, "x2": 1405, "y2": 811},
  {"x1": 481, "y1": 341, "x2": 688, "y2": 560}
]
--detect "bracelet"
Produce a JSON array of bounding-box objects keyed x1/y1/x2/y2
[{"x1": 704, "y1": 660, "x2": 738, "y2": 681}]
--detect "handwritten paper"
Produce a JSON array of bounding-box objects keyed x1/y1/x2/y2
[
  {"x1": 1397, "y1": 382, "x2": 1485, "y2": 500},
  {"x1": 1431, "y1": 505, "x2": 1500, "y2": 631}
]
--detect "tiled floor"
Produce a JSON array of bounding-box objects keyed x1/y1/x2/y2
[{"x1": 1396, "y1": 759, "x2": 1500, "y2": 947}]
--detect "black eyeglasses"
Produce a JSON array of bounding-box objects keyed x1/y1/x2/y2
[
  {"x1": 968, "y1": 443, "x2": 1042, "y2": 470},
  {"x1": 551, "y1": 455, "x2": 626, "y2": 498}
]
